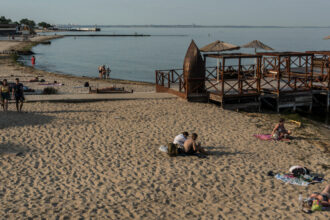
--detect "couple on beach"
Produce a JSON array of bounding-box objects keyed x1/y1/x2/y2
[
  {"x1": 0, "y1": 78, "x2": 25, "y2": 112},
  {"x1": 98, "y1": 65, "x2": 111, "y2": 79},
  {"x1": 173, "y1": 132, "x2": 207, "y2": 155}
]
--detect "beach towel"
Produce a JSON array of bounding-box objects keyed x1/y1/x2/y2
[
  {"x1": 253, "y1": 134, "x2": 290, "y2": 141},
  {"x1": 254, "y1": 134, "x2": 272, "y2": 140},
  {"x1": 39, "y1": 83, "x2": 64, "y2": 86},
  {"x1": 275, "y1": 173, "x2": 323, "y2": 186}
]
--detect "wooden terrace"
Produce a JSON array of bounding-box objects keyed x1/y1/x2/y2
[{"x1": 156, "y1": 49, "x2": 330, "y2": 112}]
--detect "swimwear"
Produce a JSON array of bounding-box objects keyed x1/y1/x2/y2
[
  {"x1": 313, "y1": 192, "x2": 329, "y2": 201},
  {"x1": 1, "y1": 85, "x2": 10, "y2": 100}
]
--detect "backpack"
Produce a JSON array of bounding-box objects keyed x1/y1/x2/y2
[{"x1": 167, "y1": 143, "x2": 178, "y2": 157}]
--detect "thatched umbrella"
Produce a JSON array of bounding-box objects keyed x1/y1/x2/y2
[
  {"x1": 200, "y1": 40, "x2": 240, "y2": 80},
  {"x1": 241, "y1": 40, "x2": 274, "y2": 53},
  {"x1": 200, "y1": 40, "x2": 240, "y2": 52}
]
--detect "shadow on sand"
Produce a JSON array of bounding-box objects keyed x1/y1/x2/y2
[
  {"x1": 0, "y1": 142, "x2": 31, "y2": 156},
  {"x1": 0, "y1": 111, "x2": 54, "y2": 129}
]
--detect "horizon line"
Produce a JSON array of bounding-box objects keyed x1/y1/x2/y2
[{"x1": 54, "y1": 24, "x2": 330, "y2": 29}]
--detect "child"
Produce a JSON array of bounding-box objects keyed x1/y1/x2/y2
[{"x1": 271, "y1": 118, "x2": 291, "y2": 140}]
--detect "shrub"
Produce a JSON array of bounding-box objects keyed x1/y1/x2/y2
[{"x1": 42, "y1": 87, "x2": 57, "y2": 94}]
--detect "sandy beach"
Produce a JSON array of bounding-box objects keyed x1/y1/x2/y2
[{"x1": 0, "y1": 37, "x2": 329, "y2": 219}]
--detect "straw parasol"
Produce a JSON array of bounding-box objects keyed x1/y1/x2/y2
[
  {"x1": 200, "y1": 40, "x2": 240, "y2": 81},
  {"x1": 200, "y1": 40, "x2": 240, "y2": 52},
  {"x1": 241, "y1": 40, "x2": 274, "y2": 53}
]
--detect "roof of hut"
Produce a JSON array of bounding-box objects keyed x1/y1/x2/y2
[
  {"x1": 242, "y1": 40, "x2": 274, "y2": 51},
  {"x1": 200, "y1": 40, "x2": 240, "y2": 52}
]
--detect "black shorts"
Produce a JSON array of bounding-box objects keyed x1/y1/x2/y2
[{"x1": 15, "y1": 95, "x2": 24, "y2": 102}]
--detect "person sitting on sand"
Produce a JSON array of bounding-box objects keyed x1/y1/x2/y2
[
  {"x1": 271, "y1": 118, "x2": 291, "y2": 140},
  {"x1": 0, "y1": 79, "x2": 10, "y2": 112},
  {"x1": 302, "y1": 184, "x2": 330, "y2": 212},
  {"x1": 183, "y1": 133, "x2": 207, "y2": 155},
  {"x1": 173, "y1": 132, "x2": 189, "y2": 148},
  {"x1": 12, "y1": 78, "x2": 25, "y2": 112}
]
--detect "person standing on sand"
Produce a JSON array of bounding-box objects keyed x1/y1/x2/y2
[
  {"x1": 31, "y1": 56, "x2": 36, "y2": 66},
  {"x1": 183, "y1": 133, "x2": 207, "y2": 154},
  {"x1": 106, "y1": 65, "x2": 111, "y2": 79},
  {"x1": 102, "y1": 65, "x2": 107, "y2": 79},
  {"x1": 12, "y1": 78, "x2": 25, "y2": 112},
  {"x1": 0, "y1": 79, "x2": 10, "y2": 112}
]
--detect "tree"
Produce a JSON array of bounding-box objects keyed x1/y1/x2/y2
[
  {"x1": 38, "y1": 22, "x2": 53, "y2": 29},
  {"x1": 20, "y1": 18, "x2": 36, "y2": 29},
  {"x1": 0, "y1": 16, "x2": 12, "y2": 24}
]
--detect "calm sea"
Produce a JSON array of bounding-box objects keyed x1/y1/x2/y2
[{"x1": 20, "y1": 27, "x2": 330, "y2": 83}]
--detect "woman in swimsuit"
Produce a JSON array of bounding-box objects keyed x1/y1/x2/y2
[
  {"x1": 271, "y1": 118, "x2": 291, "y2": 140},
  {"x1": 0, "y1": 79, "x2": 10, "y2": 111},
  {"x1": 302, "y1": 184, "x2": 330, "y2": 212}
]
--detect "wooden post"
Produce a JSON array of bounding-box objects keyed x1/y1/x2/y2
[
  {"x1": 257, "y1": 57, "x2": 261, "y2": 93},
  {"x1": 238, "y1": 58, "x2": 242, "y2": 94},
  {"x1": 327, "y1": 91, "x2": 330, "y2": 113},
  {"x1": 179, "y1": 77, "x2": 182, "y2": 92},
  {"x1": 221, "y1": 58, "x2": 225, "y2": 97},
  {"x1": 277, "y1": 56, "x2": 280, "y2": 95},
  {"x1": 310, "y1": 55, "x2": 314, "y2": 89},
  {"x1": 161, "y1": 72, "x2": 164, "y2": 86},
  {"x1": 171, "y1": 71, "x2": 174, "y2": 83},
  {"x1": 168, "y1": 72, "x2": 170, "y2": 88},
  {"x1": 217, "y1": 58, "x2": 220, "y2": 81}
]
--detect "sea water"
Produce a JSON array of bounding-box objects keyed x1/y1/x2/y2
[{"x1": 20, "y1": 27, "x2": 330, "y2": 82}]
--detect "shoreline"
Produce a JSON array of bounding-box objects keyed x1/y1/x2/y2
[
  {"x1": 11, "y1": 35, "x2": 155, "y2": 86},
  {"x1": 0, "y1": 35, "x2": 155, "y2": 95}
]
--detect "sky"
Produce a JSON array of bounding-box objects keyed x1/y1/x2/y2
[{"x1": 1, "y1": 0, "x2": 330, "y2": 26}]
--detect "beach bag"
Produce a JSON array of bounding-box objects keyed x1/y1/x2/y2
[
  {"x1": 289, "y1": 166, "x2": 310, "y2": 177},
  {"x1": 167, "y1": 143, "x2": 178, "y2": 157}
]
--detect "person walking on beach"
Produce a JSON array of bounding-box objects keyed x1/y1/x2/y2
[
  {"x1": 12, "y1": 78, "x2": 25, "y2": 112},
  {"x1": 0, "y1": 79, "x2": 10, "y2": 112},
  {"x1": 31, "y1": 56, "x2": 36, "y2": 66}
]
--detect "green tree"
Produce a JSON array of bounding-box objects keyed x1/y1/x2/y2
[
  {"x1": 38, "y1": 22, "x2": 53, "y2": 29},
  {"x1": 20, "y1": 18, "x2": 36, "y2": 28},
  {"x1": 0, "y1": 16, "x2": 12, "y2": 24}
]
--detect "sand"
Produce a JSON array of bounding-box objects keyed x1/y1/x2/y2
[{"x1": 0, "y1": 38, "x2": 329, "y2": 219}]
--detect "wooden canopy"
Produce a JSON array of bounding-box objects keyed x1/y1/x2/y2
[{"x1": 200, "y1": 40, "x2": 240, "y2": 52}]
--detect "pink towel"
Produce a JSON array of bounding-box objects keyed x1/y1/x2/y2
[
  {"x1": 253, "y1": 134, "x2": 290, "y2": 142},
  {"x1": 253, "y1": 134, "x2": 273, "y2": 141}
]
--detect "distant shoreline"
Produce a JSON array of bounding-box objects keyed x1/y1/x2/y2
[
  {"x1": 55, "y1": 24, "x2": 330, "y2": 29},
  {"x1": 7, "y1": 36, "x2": 154, "y2": 86}
]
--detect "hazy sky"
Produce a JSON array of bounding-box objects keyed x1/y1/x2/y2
[{"x1": 1, "y1": 0, "x2": 330, "y2": 26}]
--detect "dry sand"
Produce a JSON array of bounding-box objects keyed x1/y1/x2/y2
[{"x1": 0, "y1": 38, "x2": 329, "y2": 219}]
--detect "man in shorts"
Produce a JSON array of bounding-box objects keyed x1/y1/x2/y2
[
  {"x1": 12, "y1": 78, "x2": 25, "y2": 112},
  {"x1": 183, "y1": 133, "x2": 207, "y2": 155}
]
